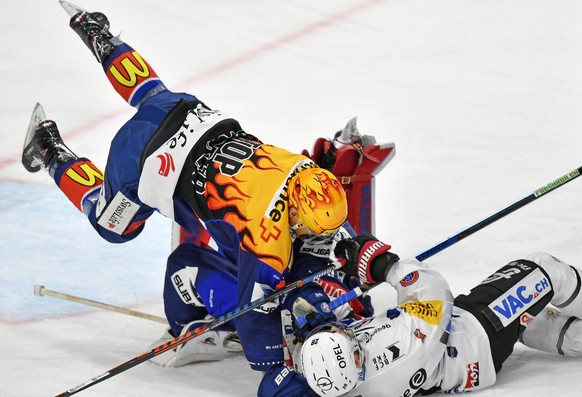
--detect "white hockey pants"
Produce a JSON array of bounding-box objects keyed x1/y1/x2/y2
[{"x1": 520, "y1": 252, "x2": 582, "y2": 356}]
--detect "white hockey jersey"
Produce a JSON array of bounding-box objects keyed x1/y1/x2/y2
[{"x1": 345, "y1": 258, "x2": 497, "y2": 396}]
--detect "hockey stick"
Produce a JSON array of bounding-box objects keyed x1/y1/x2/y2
[
  {"x1": 54, "y1": 264, "x2": 336, "y2": 397},
  {"x1": 33, "y1": 285, "x2": 167, "y2": 324},
  {"x1": 415, "y1": 165, "x2": 581, "y2": 261},
  {"x1": 329, "y1": 165, "x2": 582, "y2": 310}
]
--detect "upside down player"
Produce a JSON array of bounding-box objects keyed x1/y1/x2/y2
[
  {"x1": 154, "y1": 114, "x2": 394, "y2": 368},
  {"x1": 22, "y1": 1, "x2": 351, "y2": 388},
  {"x1": 263, "y1": 235, "x2": 582, "y2": 396}
]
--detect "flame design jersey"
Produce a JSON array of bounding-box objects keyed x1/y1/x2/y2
[
  {"x1": 190, "y1": 139, "x2": 318, "y2": 275},
  {"x1": 138, "y1": 98, "x2": 318, "y2": 279},
  {"x1": 51, "y1": 90, "x2": 323, "y2": 371}
]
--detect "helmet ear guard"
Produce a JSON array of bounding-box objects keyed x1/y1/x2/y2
[{"x1": 288, "y1": 168, "x2": 348, "y2": 237}]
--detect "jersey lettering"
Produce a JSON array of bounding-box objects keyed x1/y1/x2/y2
[
  {"x1": 401, "y1": 300, "x2": 443, "y2": 326},
  {"x1": 399, "y1": 369, "x2": 427, "y2": 397},
  {"x1": 487, "y1": 269, "x2": 551, "y2": 327},
  {"x1": 213, "y1": 140, "x2": 258, "y2": 176},
  {"x1": 464, "y1": 362, "x2": 480, "y2": 389},
  {"x1": 96, "y1": 191, "x2": 141, "y2": 235},
  {"x1": 170, "y1": 267, "x2": 204, "y2": 306},
  {"x1": 371, "y1": 343, "x2": 402, "y2": 371},
  {"x1": 275, "y1": 366, "x2": 293, "y2": 386},
  {"x1": 480, "y1": 268, "x2": 521, "y2": 284}
]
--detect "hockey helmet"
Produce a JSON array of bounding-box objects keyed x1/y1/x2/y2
[
  {"x1": 288, "y1": 167, "x2": 347, "y2": 238},
  {"x1": 300, "y1": 322, "x2": 363, "y2": 397}
]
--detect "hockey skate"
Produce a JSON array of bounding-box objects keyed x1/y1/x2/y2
[
  {"x1": 22, "y1": 103, "x2": 77, "y2": 173},
  {"x1": 149, "y1": 317, "x2": 244, "y2": 367},
  {"x1": 60, "y1": 1, "x2": 115, "y2": 63}
]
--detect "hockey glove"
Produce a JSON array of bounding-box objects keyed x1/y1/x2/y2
[
  {"x1": 334, "y1": 234, "x2": 400, "y2": 284},
  {"x1": 282, "y1": 283, "x2": 336, "y2": 343},
  {"x1": 258, "y1": 365, "x2": 318, "y2": 397}
]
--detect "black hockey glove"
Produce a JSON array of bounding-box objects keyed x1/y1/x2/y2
[{"x1": 334, "y1": 234, "x2": 400, "y2": 284}]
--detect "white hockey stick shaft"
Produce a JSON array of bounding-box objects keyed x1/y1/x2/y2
[{"x1": 33, "y1": 284, "x2": 167, "y2": 324}]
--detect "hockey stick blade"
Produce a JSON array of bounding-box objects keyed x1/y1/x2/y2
[{"x1": 54, "y1": 264, "x2": 336, "y2": 397}]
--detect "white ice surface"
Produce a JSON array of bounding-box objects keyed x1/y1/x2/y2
[{"x1": 1, "y1": 0, "x2": 581, "y2": 396}]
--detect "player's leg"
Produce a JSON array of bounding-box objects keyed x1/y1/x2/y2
[
  {"x1": 23, "y1": 2, "x2": 168, "y2": 211},
  {"x1": 163, "y1": 243, "x2": 238, "y2": 332},
  {"x1": 22, "y1": 105, "x2": 77, "y2": 176},
  {"x1": 519, "y1": 306, "x2": 582, "y2": 356},
  {"x1": 518, "y1": 252, "x2": 582, "y2": 356},
  {"x1": 455, "y1": 253, "x2": 582, "y2": 372},
  {"x1": 22, "y1": 104, "x2": 103, "y2": 215},
  {"x1": 524, "y1": 252, "x2": 582, "y2": 317},
  {"x1": 454, "y1": 259, "x2": 555, "y2": 372},
  {"x1": 150, "y1": 243, "x2": 242, "y2": 367},
  {"x1": 62, "y1": 1, "x2": 166, "y2": 107}
]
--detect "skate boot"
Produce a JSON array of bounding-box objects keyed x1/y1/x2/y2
[
  {"x1": 60, "y1": 1, "x2": 115, "y2": 63},
  {"x1": 22, "y1": 103, "x2": 77, "y2": 173}
]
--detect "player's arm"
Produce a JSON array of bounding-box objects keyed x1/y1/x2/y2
[
  {"x1": 335, "y1": 234, "x2": 454, "y2": 389},
  {"x1": 334, "y1": 234, "x2": 454, "y2": 330},
  {"x1": 386, "y1": 257, "x2": 454, "y2": 306}
]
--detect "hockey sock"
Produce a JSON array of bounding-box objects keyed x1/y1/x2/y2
[
  {"x1": 102, "y1": 42, "x2": 167, "y2": 107},
  {"x1": 52, "y1": 158, "x2": 104, "y2": 215}
]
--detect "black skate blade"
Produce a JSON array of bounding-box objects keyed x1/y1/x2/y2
[{"x1": 59, "y1": 0, "x2": 87, "y2": 18}]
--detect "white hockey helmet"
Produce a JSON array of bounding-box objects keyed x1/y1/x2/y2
[{"x1": 300, "y1": 322, "x2": 364, "y2": 397}]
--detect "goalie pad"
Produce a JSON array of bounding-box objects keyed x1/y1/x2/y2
[
  {"x1": 149, "y1": 317, "x2": 243, "y2": 367},
  {"x1": 302, "y1": 117, "x2": 396, "y2": 235}
]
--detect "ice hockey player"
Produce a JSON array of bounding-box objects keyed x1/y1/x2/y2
[
  {"x1": 22, "y1": 0, "x2": 349, "y2": 380},
  {"x1": 259, "y1": 235, "x2": 582, "y2": 396},
  {"x1": 154, "y1": 112, "x2": 394, "y2": 366},
  {"x1": 150, "y1": 224, "x2": 376, "y2": 368}
]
